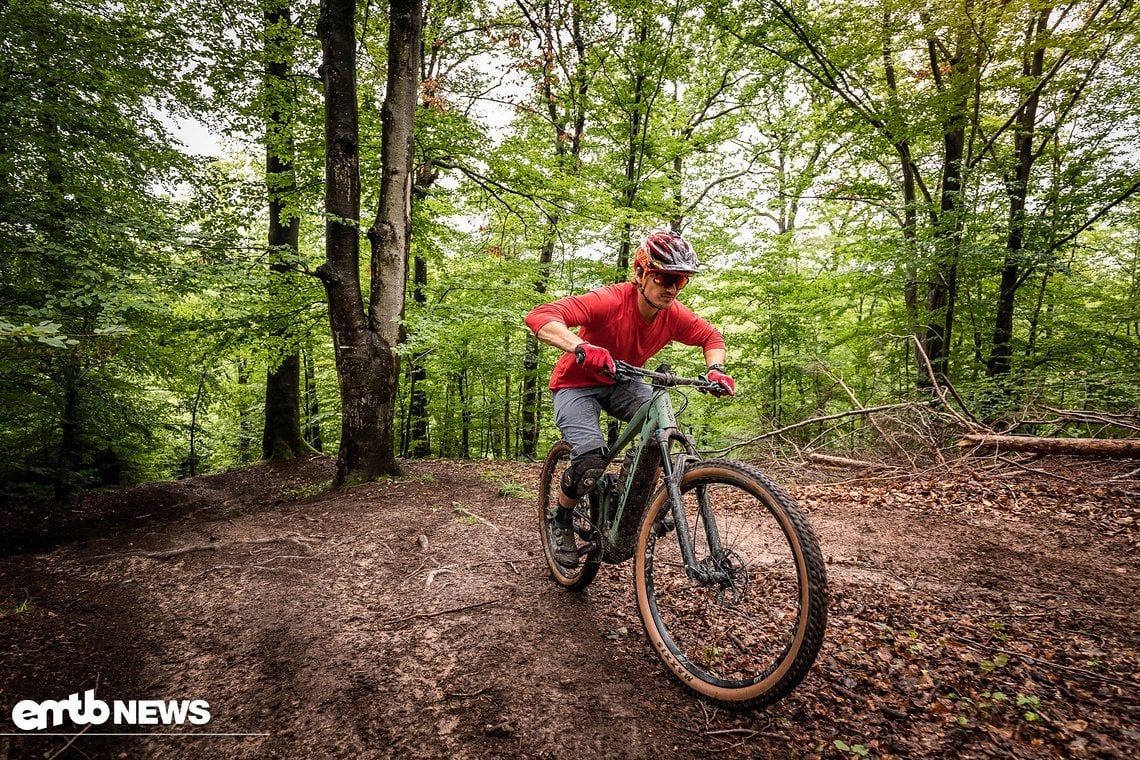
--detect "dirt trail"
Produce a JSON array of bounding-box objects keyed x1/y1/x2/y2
[{"x1": 1, "y1": 456, "x2": 1137, "y2": 759}]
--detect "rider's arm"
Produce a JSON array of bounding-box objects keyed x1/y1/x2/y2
[
  {"x1": 537, "y1": 320, "x2": 614, "y2": 374},
  {"x1": 703, "y1": 347, "x2": 726, "y2": 370},
  {"x1": 525, "y1": 285, "x2": 622, "y2": 352},
  {"x1": 534, "y1": 320, "x2": 586, "y2": 355},
  {"x1": 673, "y1": 308, "x2": 732, "y2": 391},
  {"x1": 703, "y1": 346, "x2": 735, "y2": 395}
]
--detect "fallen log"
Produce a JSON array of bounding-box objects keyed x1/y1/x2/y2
[
  {"x1": 806, "y1": 452, "x2": 888, "y2": 471},
  {"x1": 960, "y1": 434, "x2": 1140, "y2": 459}
]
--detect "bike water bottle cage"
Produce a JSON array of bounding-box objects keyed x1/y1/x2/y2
[{"x1": 560, "y1": 447, "x2": 609, "y2": 499}]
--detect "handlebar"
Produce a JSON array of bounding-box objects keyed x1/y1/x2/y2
[{"x1": 607, "y1": 360, "x2": 723, "y2": 394}]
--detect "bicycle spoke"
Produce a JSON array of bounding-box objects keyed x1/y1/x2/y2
[{"x1": 636, "y1": 460, "x2": 827, "y2": 706}]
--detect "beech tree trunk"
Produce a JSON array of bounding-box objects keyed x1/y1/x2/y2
[
  {"x1": 883, "y1": 22, "x2": 950, "y2": 389},
  {"x1": 316, "y1": 0, "x2": 422, "y2": 486},
  {"x1": 365, "y1": 0, "x2": 421, "y2": 473},
  {"x1": 404, "y1": 254, "x2": 430, "y2": 456},
  {"x1": 262, "y1": 1, "x2": 306, "y2": 460},
  {"x1": 302, "y1": 347, "x2": 323, "y2": 452},
  {"x1": 922, "y1": 24, "x2": 972, "y2": 381},
  {"x1": 316, "y1": 0, "x2": 378, "y2": 485},
  {"x1": 54, "y1": 359, "x2": 81, "y2": 496},
  {"x1": 988, "y1": 9, "x2": 1049, "y2": 379},
  {"x1": 961, "y1": 434, "x2": 1140, "y2": 459}
]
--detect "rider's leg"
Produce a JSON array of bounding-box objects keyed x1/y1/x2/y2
[
  {"x1": 600, "y1": 377, "x2": 654, "y2": 423},
  {"x1": 551, "y1": 388, "x2": 610, "y2": 565},
  {"x1": 553, "y1": 387, "x2": 609, "y2": 515},
  {"x1": 552, "y1": 380, "x2": 653, "y2": 505},
  {"x1": 553, "y1": 386, "x2": 609, "y2": 455},
  {"x1": 558, "y1": 447, "x2": 608, "y2": 511},
  {"x1": 546, "y1": 382, "x2": 653, "y2": 567}
]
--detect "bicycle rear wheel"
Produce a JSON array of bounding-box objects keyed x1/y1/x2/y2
[
  {"x1": 537, "y1": 441, "x2": 602, "y2": 590},
  {"x1": 634, "y1": 458, "x2": 827, "y2": 707}
]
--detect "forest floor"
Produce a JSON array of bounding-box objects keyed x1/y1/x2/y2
[{"x1": 1, "y1": 453, "x2": 1137, "y2": 759}]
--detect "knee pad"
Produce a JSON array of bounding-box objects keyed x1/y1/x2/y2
[{"x1": 560, "y1": 447, "x2": 609, "y2": 499}]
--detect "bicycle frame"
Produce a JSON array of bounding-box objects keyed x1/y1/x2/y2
[
  {"x1": 593, "y1": 368, "x2": 725, "y2": 581},
  {"x1": 540, "y1": 361, "x2": 828, "y2": 707}
]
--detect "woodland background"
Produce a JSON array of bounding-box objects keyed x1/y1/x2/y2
[{"x1": 2, "y1": 0, "x2": 1139, "y2": 498}]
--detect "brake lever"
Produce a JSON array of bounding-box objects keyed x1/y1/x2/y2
[
  {"x1": 576, "y1": 345, "x2": 616, "y2": 378},
  {"x1": 602, "y1": 361, "x2": 627, "y2": 380},
  {"x1": 697, "y1": 374, "x2": 722, "y2": 396}
]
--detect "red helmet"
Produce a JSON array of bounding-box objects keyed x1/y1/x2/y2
[{"x1": 633, "y1": 230, "x2": 701, "y2": 275}]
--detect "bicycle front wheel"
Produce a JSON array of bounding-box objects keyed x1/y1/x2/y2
[{"x1": 634, "y1": 458, "x2": 827, "y2": 707}]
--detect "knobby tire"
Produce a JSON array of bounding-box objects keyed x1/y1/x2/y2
[
  {"x1": 634, "y1": 458, "x2": 828, "y2": 707},
  {"x1": 537, "y1": 441, "x2": 602, "y2": 591}
]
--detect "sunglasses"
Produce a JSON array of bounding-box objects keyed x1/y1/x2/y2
[{"x1": 649, "y1": 272, "x2": 689, "y2": 289}]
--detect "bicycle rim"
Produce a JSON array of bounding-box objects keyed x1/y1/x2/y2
[
  {"x1": 634, "y1": 459, "x2": 827, "y2": 707},
  {"x1": 538, "y1": 441, "x2": 601, "y2": 591}
]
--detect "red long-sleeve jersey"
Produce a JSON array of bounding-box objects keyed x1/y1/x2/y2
[{"x1": 525, "y1": 282, "x2": 725, "y2": 391}]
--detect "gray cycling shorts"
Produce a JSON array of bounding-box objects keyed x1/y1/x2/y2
[{"x1": 553, "y1": 381, "x2": 653, "y2": 458}]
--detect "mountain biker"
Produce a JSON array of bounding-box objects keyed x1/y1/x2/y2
[{"x1": 524, "y1": 229, "x2": 735, "y2": 567}]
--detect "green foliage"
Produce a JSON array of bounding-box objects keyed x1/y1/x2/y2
[
  {"x1": 496, "y1": 481, "x2": 531, "y2": 499},
  {"x1": 0, "y1": 0, "x2": 338, "y2": 495},
  {"x1": 979, "y1": 653, "x2": 1010, "y2": 672},
  {"x1": 833, "y1": 739, "x2": 870, "y2": 757},
  {"x1": 0, "y1": 599, "x2": 34, "y2": 618},
  {"x1": 281, "y1": 479, "x2": 333, "y2": 500},
  {"x1": 1017, "y1": 693, "x2": 1041, "y2": 721},
  {"x1": 947, "y1": 688, "x2": 1045, "y2": 727},
  {"x1": 0, "y1": 0, "x2": 205, "y2": 494},
  {"x1": 3, "y1": 0, "x2": 1138, "y2": 497},
  {"x1": 386, "y1": 0, "x2": 1140, "y2": 460}
]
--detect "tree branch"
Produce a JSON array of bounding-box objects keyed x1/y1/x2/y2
[{"x1": 702, "y1": 401, "x2": 933, "y2": 457}]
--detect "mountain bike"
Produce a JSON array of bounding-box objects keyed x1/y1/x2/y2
[{"x1": 537, "y1": 361, "x2": 828, "y2": 707}]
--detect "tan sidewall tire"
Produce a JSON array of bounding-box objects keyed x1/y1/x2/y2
[
  {"x1": 537, "y1": 441, "x2": 600, "y2": 590},
  {"x1": 633, "y1": 460, "x2": 826, "y2": 706}
]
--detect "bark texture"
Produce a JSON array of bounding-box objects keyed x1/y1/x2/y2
[
  {"x1": 262, "y1": 1, "x2": 306, "y2": 460},
  {"x1": 961, "y1": 434, "x2": 1140, "y2": 459},
  {"x1": 316, "y1": 0, "x2": 422, "y2": 486}
]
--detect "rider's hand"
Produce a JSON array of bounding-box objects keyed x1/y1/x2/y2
[
  {"x1": 707, "y1": 368, "x2": 736, "y2": 397},
  {"x1": 575, "y1": 342, "x2": 616, "y2": 376}
]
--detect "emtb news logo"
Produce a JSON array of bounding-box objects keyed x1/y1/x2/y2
[{"x1": 11, "y1": 690, "x2": 211, "y2": 731}]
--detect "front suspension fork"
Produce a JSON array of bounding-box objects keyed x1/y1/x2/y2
[{"x1": 656, "y1": 432, "x2": 726, "y2": 585}]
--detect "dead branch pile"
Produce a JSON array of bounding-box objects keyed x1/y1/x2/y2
[{"x1": 714, "y1": 335, "x2": 1140, "y2": 474}]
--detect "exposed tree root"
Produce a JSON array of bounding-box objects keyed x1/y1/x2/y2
[{"x1": 85, "y1": 534, "x2": 324, "y2": 562}]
